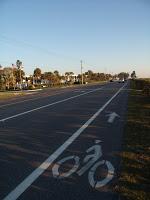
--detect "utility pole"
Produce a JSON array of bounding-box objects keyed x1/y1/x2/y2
[
  {"x1": 16, "y1": 60, "x2": 22, "y2": 89},
  {"x1": 12, "y1": 64, "x2": 15, "y2": 90},
  {"x1": 104, "y1": 67, "x2": 107, "y2": 81},
  {"x1": 81, "y1": 60, "x2": 83, "y2": 84},
  {"x1": 20, "y1": 67, "x2": 22, "y2": 89}
]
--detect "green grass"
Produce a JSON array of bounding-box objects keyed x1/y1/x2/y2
[
  {"x1": 115, "y1": 80, "x2": 150, "y2": 200},
  {"x1": 0, "y1": 91, "x2": 25, "y2": 100}
]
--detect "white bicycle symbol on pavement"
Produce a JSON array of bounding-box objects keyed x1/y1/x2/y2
[{"x1": 52, "y1": 140, "x2": 115, "y2": 189}]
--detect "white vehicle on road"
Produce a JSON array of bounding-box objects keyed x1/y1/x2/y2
[{"x1": 118, "y1": 79, "x2": 125, "y2": 83}]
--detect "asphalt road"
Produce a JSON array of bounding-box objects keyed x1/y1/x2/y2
[{"x1": 0, "y1": 81, "x2": 129, "y2": 200}]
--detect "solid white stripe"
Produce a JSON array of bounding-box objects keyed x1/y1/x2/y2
[
  {"x1": 0, "y1": 91, "x2": 67, "y2": 108},
  {"x1": 0, "y1": 87, "x2": 102, "y2": 122},
  {"x1": 3, "y1": 83, "x2": 127, "y2": 200}
]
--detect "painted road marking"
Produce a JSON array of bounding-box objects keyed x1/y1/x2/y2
[
  {"x1": 3, "y1": 83, "x2": 127, "y2": 200},
  {"x1": 0, "y1": 91, "x2": 69, "y2": 108},
  {"x1": 74, "y1": 89, "x2": 93, "y2": 91},
  {"x1": 0, "y1": 84, "x2": 106, "y2": 108},
  {"x1": 88, "y1": 160, "x2": 114, "y2": 188},
  {"x1": 52, "y1": 156, "x2": 80, "y2": 178},
  {"x1": 106, "y1": 112, "x2": 120, "y2": 123},
  {"x1": 74, "y1": 90, "x2": 86, "y2": 93},
  {"x1": 0, "y1": 87, "x2": 104, "y2": 122}
]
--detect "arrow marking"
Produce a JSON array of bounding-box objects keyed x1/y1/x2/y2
[{"x1": 106, "y1": 112, "x2": 120, "y2": 123}]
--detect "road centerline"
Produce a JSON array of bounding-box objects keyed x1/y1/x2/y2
[
  {"x1": 3, "y1": 83, "x2": 127, "y2": 200},
  {"x1": 0, "y1": 84, "x2": 107, "y2": 108},
  {"x1": 0, "y1": 90, "x2": 71, "y2": 108},
  {"x1": 0, "y1": 87, "x2": 103, "y2": 122}
]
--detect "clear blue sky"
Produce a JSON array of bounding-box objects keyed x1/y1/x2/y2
[{"x1": 0, "y1": 0, "x2": 150, "y2": 77}]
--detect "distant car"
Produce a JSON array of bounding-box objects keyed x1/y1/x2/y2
[
  {"x1": 110, "y1": 79, "x2": 113, "y2": 82},
  {"x1": 118, "y1": 79, "x2": 125, "y2": 83}
]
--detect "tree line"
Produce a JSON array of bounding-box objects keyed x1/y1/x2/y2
[
  {"x1": 0, "y1": 60, "x2": 25, "y2": 90},
  {"x1": 0, "y1": 60, "x2": 133, "y2": 90}
]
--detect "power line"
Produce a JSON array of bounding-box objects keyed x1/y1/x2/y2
[
  {"x1": 80, "y1": 60, "x2": 83, "y2": 84},
  {"x1": 0, "y1": 34, "x2": 79, "y2": 62},
  {"x1": 0, "y1": 35, "x2": 104, "y2": 75}
]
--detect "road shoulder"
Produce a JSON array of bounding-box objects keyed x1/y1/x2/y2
[{"x1": 115, "y1": 80, "x2": 150, "y2": 200}]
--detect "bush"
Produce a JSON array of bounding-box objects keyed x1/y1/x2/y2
[
  {"x1": 130, "y1": 79, "x2": 150, "y2": 97},
  {"x1": 28, "y1": 85, "x2": 35, "y2": 90},
  {"x1": 142, "y1": 85, "x2": 150, "y2": 97},
  {"x1": 131, "y1": 79, "x2": 150, "y2": 90}
]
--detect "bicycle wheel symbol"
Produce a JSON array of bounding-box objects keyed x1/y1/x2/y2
[
  {"x1": 53, "y1": 156, "x2": 80, "y2": 179},
  {"x1": 88, "y1": 160, "x2": 114, "y2": 188},
  {"x1": 52, "y1": 140, "x2": 115, "y2": 189}
]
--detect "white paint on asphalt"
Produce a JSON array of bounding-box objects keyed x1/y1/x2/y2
[
  {"x1": 52, "y1": 156, "x2": 80, "y2": 178},
  {"x1": 52, "y1": 140, "x2": 103, "y2": 179},
  {"x1": 0, "y1": 84, "x2": 106, "y2": 108},
  {"x1": 106, "y1": 112, "x2": 120, "y2": 123},
  {"x1": 3, "y1": 83, "x2": 127, "y2": 200},
  {"x1": 52, "y1": 140, "x2": 115, "y2": 189},
  {"x1": 95, "y1": 139, "x2": 102, "y2": 144},
  {"x1": 88, "y1": 160, "x2": 114, "y2": 188},
  {"x1": 0, "y1": 87, "x2": 103, "y2": 122},
  {"x1": 0, "y1": 91, "x2": 68, "y2": 108},
  {"x1": 74, "y1": 90, "x2": 86, "y2": 93}
]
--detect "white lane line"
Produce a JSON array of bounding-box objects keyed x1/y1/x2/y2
[
  {"x1": 0, "y1": 91, "x2": 68, "y2": 108},
  {"x1": 0, "y1": 84, "x2": 106, "y2": 108},
  {"x1": 3, "y1": 83, "x2": 127, "y2": 200},
  {"x1": 0, "y1": 87, "x2": 103, "y2": 122}
]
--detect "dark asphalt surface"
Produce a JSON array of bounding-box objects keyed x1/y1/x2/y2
[{"x1": 0, "y1": 81, "x2": 129, "y2": 200}]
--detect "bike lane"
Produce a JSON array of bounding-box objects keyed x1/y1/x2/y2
[
  {"x1": 0, "y1": 82, "x2": 128, "y2": 200},
  {"x1": 45, "y1": 85, "x2": 128, "y2": 200}
]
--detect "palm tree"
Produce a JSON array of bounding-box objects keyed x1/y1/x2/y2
[
  {"x1": 43, "y1": 72, "x2": 54, "y2": 86},
  {"x1": 54, "y1": 70, "x2": 59, "y2": 76},
  {"x1": 65, "y1": 72, "x2": 74, "y2": 82},
  {"x1": 33, "y1": 68, "x2": 42, "y2": 84},
  {"x1": 16, "y1": 60, "x2": 23, "y2": 88},
  {"x1": 131, "y1": 71, "x2": 136, "y2": 79},
  {"x1": 2, "y1": 67, "x2": 14, "y2": 90},
  {"x1": 118, "y1": 72, "x2": 129, "y2": 80},
  {"x1": 16, "y1": 60, "x2": 22, "y2": 69}
]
